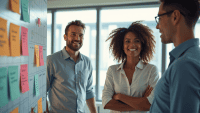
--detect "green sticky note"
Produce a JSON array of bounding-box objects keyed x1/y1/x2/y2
[
  {"x1": 0, "y1": 67, "x2": 9, "y2": 108},
  {"x1": 8, "y1": 66, "x2": 20, "y2": 101},
  {"x1": 34, "y1": 74, "x2": 39, "y2": 96},
  {"x1": 21, "y1": 0, "x2": 30, "y2": 23}
]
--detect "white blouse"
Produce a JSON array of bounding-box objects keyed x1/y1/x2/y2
[{"x1": 102, "y1": 60, "x2": 160, "y2": 113}]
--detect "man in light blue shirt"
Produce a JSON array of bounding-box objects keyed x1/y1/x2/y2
[
  {"x1": 150, "y1": 0, "x2": 200, "y2": 113},
  {"x1": 46, "y1": 20, "x2": 97, "y2": 113}
]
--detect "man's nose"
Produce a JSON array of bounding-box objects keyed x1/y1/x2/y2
[
  {"x1": 74, "y1": 34, "x2": 80, "y2": 40},
  {"x1": 156, "y1": 23, "x2": 159, "y2": 29}
]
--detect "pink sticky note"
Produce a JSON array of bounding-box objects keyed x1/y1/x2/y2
[
  {"x1": 21, "y1": 26, "x2": 29, "y2": 56},
  {"x1": 38, "y1": 18, "x2": 41, "y2": 27},
  {"x1": 20, "y1": 64, "x2": 29, "y2": 93},
  {"x1": 39, "y1": 45, "x2": 44, "y2": 66}
]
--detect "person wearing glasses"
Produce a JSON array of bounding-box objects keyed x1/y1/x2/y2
[
  {"x1": 102, "y1": 21, "x2": 160, "y2": 113},
  {"x1": 46, "y1": 20, "x2": 97, "y2": 113},
  {"x1": 150, "y1": 0, "x2": 200, "y2": 113}
]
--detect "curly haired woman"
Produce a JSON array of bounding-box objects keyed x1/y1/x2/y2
[{"x1": 102, "y1": 21, "x2": 160, "y2": 113}]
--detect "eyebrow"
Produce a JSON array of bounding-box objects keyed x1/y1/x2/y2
[{"x1": 70, "y1": 32, "x2": 83, "y2": 35}]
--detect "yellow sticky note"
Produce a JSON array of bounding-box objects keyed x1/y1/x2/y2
[
  {"x1": 0, "y1": 17, "x2": 10, "y2": 56},
  {"x1": 10, "y1": 107, "x2": 18, "y2": 113},
  {"x1": 35, "y1": 45, "x2": 39, "y2": 67},
  {"x1": 10, "y1": 0, "x2": 20, "y2": 14},
  {"x1": 38, "y1": 98, "x2": 43, "y2": 113},
  {"x1": 10, "y1": 23, "x2": 20, "y2": 56}
]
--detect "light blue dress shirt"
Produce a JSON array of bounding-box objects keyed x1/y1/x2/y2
[
  {"x1": 47, "y1": 47, "x2": 95, "y2": 113},
  {"x1": 150, "y1": 38, "x2": 200, "y2": 113}
]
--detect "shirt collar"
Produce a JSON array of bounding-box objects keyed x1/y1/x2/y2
[
  {"x1": 169, "y1": 38, "x2": 199, "y2": 59},
  {"x1": 61, "y1": 46, "x2": 83, "y2": 61},
  {"x1": 117, "y1": 59, "x2": 144, "y2": 70}
]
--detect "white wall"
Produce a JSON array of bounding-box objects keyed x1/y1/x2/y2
[{"x1": 47, "y1": 0, "x2": 159, "y2": 8}]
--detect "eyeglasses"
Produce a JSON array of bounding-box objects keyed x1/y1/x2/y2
[{"x1": 155, "y1": 10, "x2": 185, "y2": 24}]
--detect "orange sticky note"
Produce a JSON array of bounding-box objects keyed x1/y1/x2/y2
[
  {"x1": 39, "y1": 45, "x2": 44, "y2": 66},
  {"x1": 10, "y1": 107, "x2": 18, "y2": 113},
  {"x1": 10, "y1": 0, "x2": 20, "y2": 14},
  {"x1": 10, "y1": 23, "x2": 20, "y2": 56},
  {"x1": 21, "y1": 26, "x2": 29, "y2": 56},
  {"x1": 0, "y1": 17, "x2": 10, "y2": 56},
  {"x1": 20, "y1": 64, "x2": 29, "y2": 93},
  {"x1": 38, "y1": 18, "x2": 41, "y2": 27},
  {"x1": 35, "y1": 45, "x2": 39, "y2": 67},
  {"x1": 38, "y1": 98, "x2": 43, "y2": 113}
]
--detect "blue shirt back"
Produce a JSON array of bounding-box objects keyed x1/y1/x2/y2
[
  {"x1": 150, "y1": 38, "x2": 200, "y2": 113},
  {"x1": 47, "y1": 47, "x2": 95, "y2": 113}
]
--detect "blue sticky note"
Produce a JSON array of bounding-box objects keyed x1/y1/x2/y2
[
  {"x1": 0, "y1": 67, "x2": 9, "y2": 108},
  {"x1": 21, "y1": 0, "x2": 30, "y2": 23},
  {"x1": 34, "y1": 74, "x2": 39, "y2": 96},
  {"x1": 8, "y1": 66, "x2": 20, "y2": 101}
]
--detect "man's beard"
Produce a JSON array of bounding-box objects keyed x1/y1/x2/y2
[{"x1": 67, "y1": 41, "x2": 82, "y2": 51}]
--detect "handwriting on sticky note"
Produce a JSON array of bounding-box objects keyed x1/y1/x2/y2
[
  {"x1": 21, "y1": 26, "x2": 29, "y2": 56},
  {"x1": 21, "y1": 0, "x2": 30, "y2": 22},
  {"x1": 10, "y1": 107, "x2": 18, "y2": 113},
  {"x1": 0, "y1": 67, "x2": 9, "y2": 108},
  {"x1": 10, "y1": 0, "x2": 20, "y2": 14},
  {"x1": 10, "y1": 23, "x2": 20, "y2": 56},
  {"x1": 34, "y1": 74, "x2": 39, "y2": 96},
  {"x1": 38, "y1": 98, "x2": 43, "y2": 113},
  {"x1": 35, "y1": 45, "x2": 40, "y2": 67},
  {"x1": 8, "y1": 66, "x2": 20, "y2": 101},
  {"x1": 20, "y1": 64, "x2": 29, "y2": 93},
  {"x1": 39, "y1": 45, "x2": 44, "y2": 66},
  {"x1": 0, "y1": 17, "x2": 10, "y2": 56}
]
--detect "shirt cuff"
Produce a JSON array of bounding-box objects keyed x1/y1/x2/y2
[
  {"x1": 147, "y1": 96, "x2": 154, "y2": 104},
  {"x1": 86, "y1": 91, "x2": 95, "y2": 100},
  {"x1": 102, "y1": 97, "x2": 112, "y2": 108}
]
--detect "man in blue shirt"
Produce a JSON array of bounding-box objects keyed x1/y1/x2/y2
[
  {"x1": 150, "y1": 0, "x2": 200, "y2": 113},
  {"x1": 46, "y1": 20, "x2": 97, "y2": 113}
]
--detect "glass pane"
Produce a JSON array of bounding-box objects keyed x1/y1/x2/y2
[
  {"x1": 195, "y1": 22, "x2": 200, "y2": 47},
  {"x1": 99, "y1": 7, "x2": 162, "y2": 100},
  {"x1": 47, "y1": 13, "x2": 52, "y2": 56},
  {"x1": 55, "y1": 10, "x2": 97, "y2": 94}
]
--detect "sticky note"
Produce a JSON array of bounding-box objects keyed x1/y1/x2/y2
[
  {"x1": 0, "y1": 17, "x2": 10, "y2": 56},
  {"x1": 39, "y1": 45, "x2": 44, "y2": 66},
  {"x1": 21, "y1": 0, "x2": 30, "y2": 22},
  {"x1": 38, "y1": 98, "x2": 43, "y2": 113},
  {"x1": 10, "y1": 0, "x2": 20, "y2": 14},
  {"x1": 8, "y1": 66, "x2": 20, "y2": 101},
  {"x1": 0, "y1": 67, "x2": 9, "y2": 108},
  {"x1": 38, "y1": 18, "x2": 41, "y2": 27},
  {"x1": 20, "y1": 64, "x2": 29, "y2": 93},
  {"x1": 21, "y1": 26, "x2": 29, "y2": 56},
  {"x1": 35, "y1": 45, "x2": 40, "y2": 67},
  {"x1": 10, "y1": 23, "x2": 20, "y2": 56},
  {"x1": 10, "y1": 107, "x2": 18, "y2": 113},
  {"x1": 34, "y1": 74, "x2": 39, "y2": 96}
]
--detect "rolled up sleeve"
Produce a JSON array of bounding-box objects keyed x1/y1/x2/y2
[
  {"x1": 147, "y1": 65, "x2": 160, "y2": 104},
  {"x1": 86, "y1": 63, "x2": 95, "y2": 100},
  {"x1": 102, "y1": 66, "x2": 115, "y2": 108}
]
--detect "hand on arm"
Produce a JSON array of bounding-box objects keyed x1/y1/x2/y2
[{"x1": 86, "y1": 97, "x2": 97, "y2": 113}]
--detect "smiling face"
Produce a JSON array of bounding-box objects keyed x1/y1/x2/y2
[
  {"x1": 64, "y1": 25, "x2": 84, "y2": 52},
  {"x1": 156, "y1": 2, "x2": 174, "y2": 44},
  {"x1": 123, "y1": 32, "x2": 142, "y2": 59}
]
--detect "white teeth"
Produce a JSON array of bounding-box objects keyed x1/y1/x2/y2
[{"x1": 129, "y1": 49, "x2": 136, "y2": 51}]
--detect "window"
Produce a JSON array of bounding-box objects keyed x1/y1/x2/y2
[{"x1": 47, "y1": 13, "x2": 52, "y2": 56}]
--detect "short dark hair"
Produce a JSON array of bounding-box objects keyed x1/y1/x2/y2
[
  {"x1": 160, "y1": 0, "x2": 199, "y2": 28},
  {"x1": 106, "y1": 21, "x2": 156, "y2": 64},
  {"x1": 65, "y1": 20, "x2": 86, "y2": 35}
]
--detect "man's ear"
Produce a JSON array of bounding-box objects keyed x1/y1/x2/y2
[{"x1": 64, "y1": 34, "x2": 67, "y2": 41}]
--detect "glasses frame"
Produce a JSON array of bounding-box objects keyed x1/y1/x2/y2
[{"x1": 155, "y1": 10, "x2": 185, "y2": 24}]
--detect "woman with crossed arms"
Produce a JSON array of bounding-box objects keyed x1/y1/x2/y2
[{"x1": 102, "y1": 21, "x2": 160, "y2": 113}]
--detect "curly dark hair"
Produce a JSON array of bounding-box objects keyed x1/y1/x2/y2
[
  {"x1": 65, "y1": 20, "x2": 86, "y2": 35},
  {"x1": 159, "y1": 0, "x2": 199, "y2": 28},
  {"x1": 106, "y1": 21, "x2": 156, "y2": 64}
]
